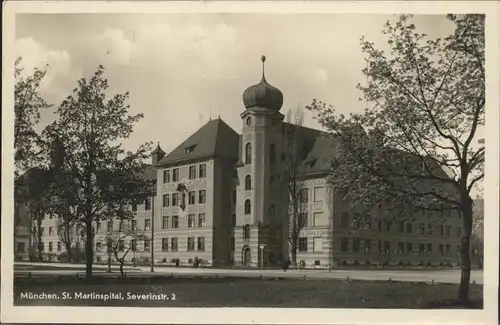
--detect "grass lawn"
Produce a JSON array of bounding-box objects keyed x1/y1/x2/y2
[{"x1": 14, "y1": 277, "x2": 483, "y2": 308}]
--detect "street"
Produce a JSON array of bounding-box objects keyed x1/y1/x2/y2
[{"x1": 14, "y1": 262, "x2": 483, "y2": 284}]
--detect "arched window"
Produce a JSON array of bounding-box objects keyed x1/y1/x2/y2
[
  {"x1": 270, "y1": 175, "x2": 275, "y2": 189},
  {"x1": 244, "y1": 199, "x2": 251, "y2": 214},
  {"x1": 245, "y1": 175, "x2": 252, "y2": 190},
  {"x1": 245, "y1": 143, "x2": 252, "y2": 164},
  {"x1": 270, "y1": 143, "x2": 276, "y2": 165},
  {"x1": 269, "y1": 203, "x2": 276, "y2": 215},
  {"x1": 243, "y1": 224, "x2": 251, "y2": 239},
  {"x1": 246, "y1": 117, "x2": 252, "y2": 126}
]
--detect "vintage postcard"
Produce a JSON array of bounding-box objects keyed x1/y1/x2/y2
[{"x1": 1, "y1": 1, "x2": 499, "y2": 324}]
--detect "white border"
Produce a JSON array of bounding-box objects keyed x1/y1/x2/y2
[{"x1": 2, "y1": 1, "x2": 499, "y2": 324}]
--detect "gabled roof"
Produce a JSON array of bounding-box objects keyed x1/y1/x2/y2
[
  {"x1": 156, "y1": 118, "x2": 240, "y2": 167},
  {"x1": 297, "y1": 134, "x2": 341, "y2": 175}
]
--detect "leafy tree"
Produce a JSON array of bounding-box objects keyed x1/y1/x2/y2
[
  {"x1": 105, "y1": 220, "x2": 148, "y2": 276},
  {"x1": 46, "y1": 65, "x2": 154, "y2": 278},
  {"x1": 307, "y1": 14, "x2": 484, "y2": 303},
  {"x1": 14, "y1": 57, "x2": 50, "y2": 178}
]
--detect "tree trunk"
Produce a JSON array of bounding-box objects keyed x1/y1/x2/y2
[
  {"x1": 458, "y1": 196, "x2": 473, "y2": 303},
  {"x1": 291, "y1": 246, "x2": 297, "y2": 268},
  {"x1": 85, "y1": 221, "x2": 94, "y2": 279},
  {"x1": 65, "y1": 242, "x2": 72, "y2": 263},
  {"x1": 119, "y1": 262, "x2": 124, "y2": 276}
]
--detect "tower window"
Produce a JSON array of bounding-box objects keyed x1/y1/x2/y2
[
  {"x1": 244, "y1": 199, "x2": 251, "y2": 215},
  {"x1": 270, "y1": 143, "x2": 276, "y2": 165},
  {"x1": 246, "y1": 117, "x2": 252, "y2": 126},
  {"x1": 269, "y1": 203, "x2": 276, "y2": 215},
  {"x1": 245, "y1": 175, "x2": 252, "y2": 190},
  {"x1": 245, "y1": 142, "x2": 252, "y2": 164},
  {"x1": 271, "y1": 118, "x2": 276, "y2": 126},
  {"x1": 270, "y1": 175, "x2": 275, "y2": 189}
]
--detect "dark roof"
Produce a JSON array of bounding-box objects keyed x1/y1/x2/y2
[
  {"x1": 297, "y1": 135, "x2": 342, "y2": 175},
  {"x1": 156, "y1": 118, "x2": 240, "y2": 167}
]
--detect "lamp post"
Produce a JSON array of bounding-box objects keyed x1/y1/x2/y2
[
  {"x1": 259, "y1": 243, "x2": 266, "y2": 269},
  {"x1": 150, "y1": 195, "x2": 155, "y2": 272}
]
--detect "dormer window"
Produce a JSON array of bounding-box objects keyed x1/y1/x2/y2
[
  {"x1": 185, "y1": 144, "x2": 196, "y2": 154},
  {"x1": 306, "y1": 159, "x2": 317, "y2": 168}
]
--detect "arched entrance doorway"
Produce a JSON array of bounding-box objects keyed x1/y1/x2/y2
[{"x1": 242, "y1": 246, "x2": 251, "y2": 266}]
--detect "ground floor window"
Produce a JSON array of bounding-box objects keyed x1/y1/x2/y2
[
  {"x1": 187, "y1": 237, "x2": 195, "y2": 251},
  {"x1": 171, "y1": 238, "x2": 178, "y2": 251},
  {"x1": 197, "y1": 237, "x2": 205, "y2": 251},
  {"x1": 340, "y1": 238, "x2": 348, "y2": 252},
  {"x1": 17, "y1": 242, "x2": 25, "y2": 253},
  {"x1": 162, "y1": 238, "x2": 169, "y2": 251}
]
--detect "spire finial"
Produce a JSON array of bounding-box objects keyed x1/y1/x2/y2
[{"x1": 261, "y1": 55, "x2": 266, "y2": 81}]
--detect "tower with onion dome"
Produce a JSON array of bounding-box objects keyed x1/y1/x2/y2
[{"x1": 236, "y1": 55, "x2": 284, "y2": 267}]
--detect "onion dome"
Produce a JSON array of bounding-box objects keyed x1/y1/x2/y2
[{"x1": 242, "y1": 55, "x2": 283, "y2": 111}]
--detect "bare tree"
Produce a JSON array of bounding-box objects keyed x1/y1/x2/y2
[
  {"x1": 280, "y1": 105, "x2": 308, "y2": 267},
  {"x1": 105, "y1": 220, "x2": 148, "y2": 276}
]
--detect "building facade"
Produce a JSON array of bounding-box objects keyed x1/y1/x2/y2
[{"x1": 21, "y1": 56, "x2": 462, "y2": 268}]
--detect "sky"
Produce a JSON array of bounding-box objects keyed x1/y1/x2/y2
[{"x1": 15, "y1": 13, "x2": 459, "y2": 155}]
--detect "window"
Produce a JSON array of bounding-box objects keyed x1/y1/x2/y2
[
  {"x1": 270, "y1": 176, "x2": 276, "y2": 190},
  {"x1": 163, "y1": 170, "x2": 170, "y2": 183},
  {"x1": 198, "y1": 164, "x2": 207, "y2": 178},
  {"x1": 341, "y1": 212, "x2": 349, "y2": 227},
  {"x1": 172, "y1": 168, "x2": 179, "y2": 182},
  {"x1": 41, "y1": 227, "x2": 45, "y2": 235},
  {"x1": 145, "y1": 199, "x2": 151, "y2": 211},
  {"x1": 198, "y1": 213, "x2": 206, "y2": 227},
  {"x1": 49, "y1": 242, "x2": 53, "y2": 252},
  {"x1": 398, "y1": 242, "x2": 405, "y2": 255},
  {"x1": 172, "y1": 193, "x2": 179, "y2": 206},
  {"x1": 40, "y1": 242, "x2": 45, "y2": 252},
  {"x1": 299, "y1": 188, "x2": 309, "y2": 203},
  {"x1": 438, "y1": 244, "x2": 444, "y2": 256},
  {"x1": 313, "y1": 212, "x2": 325, "y2": 226},
  {"x1": 340, "y1": 238, "x2": 348, "y2": 252},
  {"x1": 313, "y1": 187, "x2": 323, "y2": 202},
  {"x1": 427, "y1": 224, "x2": 432, "y2": 235},
  {"x1": 96, "y1": 221, "x2": 101, "y2": 233},
  {"x1": 118, "y1": 240, "x2": 125, "y2": 252},
  {"x1": 244, "y1": 200, "x2": 251, "y2": 214},
  {"x1": 354, "y1": 213, "x2": 361, "y2": 229},
  {"x1": 353, "y1": 238, "x2": 360, "y2": 252},
  {"x1": 131, "y1": 239, "x2": 137, "y2": 251},
  {"x1": 119, "y1": 220, "x2": 124, "y2": 231},
  {"x1": 270, "y1": 144, "x2": 276, "y2": 165},
  {"x1": 232, "y1": 191, "x2": 237, "y2": 205},
  {"x1": 419, "y1": 223, "x2": 425, "y2": 235},
  {"x1": 440, "y1": 225, "x2": 445, "y2": 236},
  {"x1": 269, "y1": 203, "x2": 276, "y2": 216},
  {"x1": 198, "y1": 190, "x2": 206, "y2": 204},
  {"x1": 107, "y1": 221, "x2": 113, "y2": 232},
  {"x1": 364, "y1": 215, "x2": 372, "y2": 229},
  {"x1": 427, "y1": 243, "x2": 433, "y2": 255},
  {"x1": 243, "y1": 224, "x2": 251, "y2": 239},
  {"x1": 419, "y1": 243, "x2": 425, "y2": 255},
  {"x1": 245, "y1": 143, "x2": 252, "y2": 164},
  {"x1": 144, "y1": 240, "x2": 151, "y2": 251},
  {"x1": 132, "y1": 203, "x2": 137, "y2": 212},
  {"x1": 457, "y1": 227, "x2": 462, "y2": 237},
  {"x1": 245, "y1": 175, "x2": 252, "y2": 190},
  {"x1": 189, "y1": 166, "x2": 196, "y2": 179},
  {"x1": 378, "y1": 220, "x2": 382, "y2": 232},
  {"x1": 384, "y1": 241, "x2": 391, "y2": 255},
  {"x1": 172, "y1": 216, "x2": 179, "y2": 229},
  {"x1": 188, "y1": 191, "x2": 195, "y2": 204},
  {"x1": 398, "y1": 222, "x2": 404, "y2": 232},
  {"x1": 131, "y1": 220, "x2": 137, "y2": 231},
  {"x1": 188, "y1": 214, "x2": 195, "y2": 228},
  {"x1": 406, "y1": 222, "x2": 412, "y2": 234},
  {"x1": 171, "y1": 238, "x2": 178, "y2": 252},
  {"x1": 230, "y1": 237, "x2": 235, "y2": 251},
  {"x1": 313, "y1": 237, "x2": 322, "y2": 252},
  {"x1": 445, "y1": 244, "x2": 451, "y2": 256},
  {"x1": 445, "y1": 225, "x2": 451, "y2": 237},
  {"x1": 187, "y1": 237, "x2": 195, "y2": 251},
  {"x1": 364, "y1": 239, "x2": 372, "y2": 253},
  {"x1": 456, "y1": 245, "x2": 461, "y2": 254},
  {"x1": 298, "y1": 237, "x2": 308, "y2": 252},
  {"x1": 406, "y1": 243, "x2": 412, "y2": 255},
  {"x1": 163, "y1": 194, "x2": 170, "y2": 207},
  {"x1": 298, "y1": 213, "x2": 308, "y2": 228},
  {"x1": 377, "y1": 240, "x2": 382, "y2": 253},
  {"x1": 197, "y1": 237, "x2": 205, "y2": 251},
  {"x1": 162, "y1": 216, "x2": 169, "y2": 229},
  {"x1": 231, "y1": 214, "x2": 236, "y2": 227},
  {"x1": 385, "y1": 221, "x2": 392, "y2": 232},
  {"x1": 246, "y1": 116, "x2": 251, "y2": 126},
  {"x1": 49, "y1": 227, "x2": 53, "y2": 235},
  {"x1": 144, "y1": 219, "x2": 151, "y2": 231},
  {"x1": 57, "y1": 242, "x2": 62, "y2": 252}
]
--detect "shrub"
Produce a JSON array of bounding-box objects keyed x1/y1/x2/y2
[
  {"x1": 382, "y1": 261, "x2": 389, "y2": 267},
  {"x1": 162, "y1": 258, "x2": 167, "y2": 263},
  {"x1": 406, "y1": 261, "x2": 412, "y2": 267},
  {"x1": 341, "y1": 260, "x2": 347, "y2": 266},
  {"x1": 353, "y1": 260, "x2": 359, "y2": 266},
  {"x1": 398, "y1": 261, "x2": 405, "y2": 267},
  {"x1": 365, "y1": 260, "x2": 371, "y2": 266},
  {"x1": 188, "y1": 258, "x2": 193, "y2": 264},
  {"x1": 314, "y1": 260, "x2": 321, "y2": 266},
  {"x1": 427, "y1": 261, "x2": 432, "y2": 267},
  {"x1": 439, "y1": 262, "x2": 444, "y2": 267}
]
